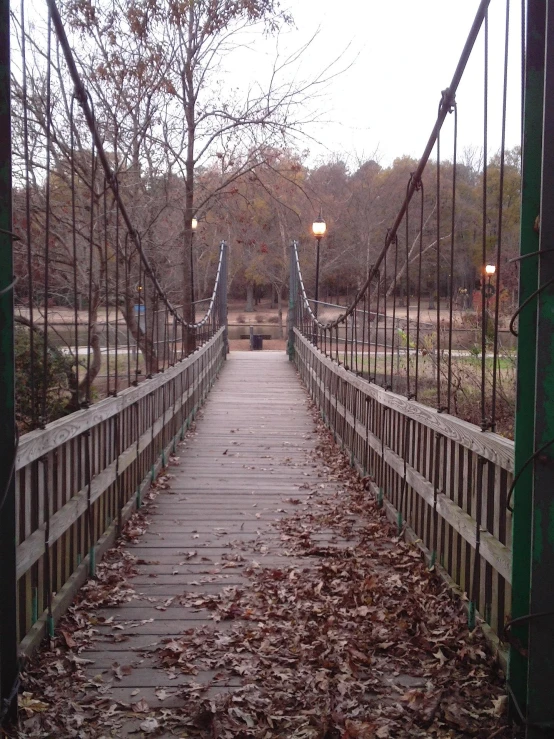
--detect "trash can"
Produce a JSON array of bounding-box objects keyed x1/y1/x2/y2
[{"x1": 251, "y1": 334, "x2": 263, "y2": 350}]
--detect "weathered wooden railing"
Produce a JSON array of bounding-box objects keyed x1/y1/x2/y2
[
  {"x1": 294, "y1": 331, "x2": 513, "y2": 644},
  {"x1": 15, "y1": 328, "x2": 226, "y2": 655}
]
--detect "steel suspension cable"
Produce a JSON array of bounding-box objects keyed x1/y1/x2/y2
[
  {"x1": 45, "y1": 0, "x2": 219, "y2": 332},
  {"x1": 294, "y1": 0, "x2": 492, "y2": 336}
]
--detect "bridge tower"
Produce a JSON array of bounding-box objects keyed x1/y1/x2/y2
[
  {"x1": 509, "y1": 1, "x2": 554, "y2": 734},
  {"x1": 0, "y1": 0, "x2": 19, "y2": 723}
]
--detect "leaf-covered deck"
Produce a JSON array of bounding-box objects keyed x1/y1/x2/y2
[
  {"x1": 18, "y1": 352, "x2": 514, "y2": 738},
  {"x1": 84, "y1": 352, "x2": 323, "y2": 705}
]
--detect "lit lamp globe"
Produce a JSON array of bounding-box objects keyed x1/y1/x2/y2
[
  {"x1": 312, "y1": 216, "x2": 326, "y2": 238},
  {"x1": 191, "y1": 217, "x2": 198, "y2": 231},
  {"x1": 312, "y1": 212, "x2": 326, "y2": 322},
  {"x1": 485, "y1": 264, "x2": 496, "y2": 276}
]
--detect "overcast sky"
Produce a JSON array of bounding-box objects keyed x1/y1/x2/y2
[{"x1": 231, "y1": 0, "x2": 522, "y2": 168}]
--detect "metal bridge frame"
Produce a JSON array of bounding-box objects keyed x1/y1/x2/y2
[
  {"x1": 509, "y1": 1, "x2": 554, "y2": 734},
  {"x1": 0, "y1": 0, "x2": 19, "y2": 722}
]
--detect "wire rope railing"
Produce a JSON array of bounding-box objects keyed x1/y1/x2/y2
[
  {"x1": 291, "y1": 0, "x2": 519, "y2": 438},
  {"x1": 10, "y1": 0, "x2": 228, "y2": 435},
  {"x1": 288, "y1": 0, "x2": 520, "y2": 649},
  {"x1": 1, "y1": 0, "x2": 230, "y2": 692}
]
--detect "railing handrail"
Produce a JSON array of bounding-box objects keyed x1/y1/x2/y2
[{"x1": 16, "y1": 327, "x2": 225, "y2": 470}]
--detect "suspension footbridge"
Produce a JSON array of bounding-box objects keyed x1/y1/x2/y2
[{"x1": 1, "y1": 0, "x2": 553, "y2": 736}]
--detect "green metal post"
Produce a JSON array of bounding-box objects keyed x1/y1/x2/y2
[
  {"x1": 524, "y1": 4, "x2": 554, "y2": 733},
  {"x1": 0, "y1": 0, "x2": 19, "y2": 722},
  {"x1": 508, "y1": 0, "x2": 545, "y2": 722}
]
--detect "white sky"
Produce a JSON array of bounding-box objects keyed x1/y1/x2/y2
[{"x1": 230, "y1": 0, "x2": 522, "y2": 168}]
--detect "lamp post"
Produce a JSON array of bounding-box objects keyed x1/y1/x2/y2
[
  {"x1": 312, "y1": 210, "x2": 326, "y2": 319},
  {"x1": 190, "y1": 216, "x2": 198, "y2": 323},
  {"x1": 485, "y1": 263, "x2": 496, "y2": 310},
  {"x1": 482, "y1": 263, "x2": 496, "y2": 346}
]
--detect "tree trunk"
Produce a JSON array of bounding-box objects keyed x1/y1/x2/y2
[
  {"x1": 78, "y1": 285, "x2": 103, "y2": 402},
  {"x1": 182, "y1": 4, "x2": 196, "y2": 355},
  {"x1": 275, "y1": 284, "x2": 283, "y2": 338},
  {"x1": 122, "y1": 276, "x2": 159, "y2": 378},
  {"x1": 245, "y1": 282, "x2": 254, "y2": 312}
]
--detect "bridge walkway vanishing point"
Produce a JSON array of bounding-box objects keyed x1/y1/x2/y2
[{"x1": 20, "y1": 351, "x2": 513, "y2": 739}]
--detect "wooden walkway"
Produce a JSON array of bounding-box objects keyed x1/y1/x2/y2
[
  {"x1": 22, "y1": 350, "x2": 512, "y2": 738},
  {"x1": 82, "y1": 351, "x2": 329, "y2": 716}
]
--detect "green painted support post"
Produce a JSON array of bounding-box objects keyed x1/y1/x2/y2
[
  {"x1": 429, "y1": 549, "x2": 436, "y2": 570},
  {"x1": 523, "y1": 4, "x2": 554, "y2": 733},
  {"x1": 508, "y1": 0, "x2": 544, "y2": 722},
  {"x1": 0, "y1": 0, "x2": 19, "y2": 723}
]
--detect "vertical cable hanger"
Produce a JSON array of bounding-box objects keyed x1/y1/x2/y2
[
  {"x1": 447, "y1": 103, "x2": 458, "y2": 414},
  {"x1": 383, "y1": 235, "x2": 389, "y2": 389},
  {"x1": 481, "y1": 8, "x2": 490, "y2": 430},
  {"x1": 373, "y1": 268, "x2": 380, "y2": 383},
  {"x1": 491, "y1": 0, "x2": 511, "y2": 432},
  {"x1": 405, "y1": 178, "x2": 412, "y2": 399},
  {"x1": 41, "y1": 7, "x2": 52, "y2": 428},
  {"x1": 361, "y1": 293, "x2": 367, "y2": 378},
  {"x1": 114, "y1": 184, "x2": 120, "y2": 394},
  {"x1": 391, "y1": 233, "x2": 399, "y2": 392},
  {"x1": 70, "y1": 96, "x2": 80, "y2": 407},
  {"x1": 414, "y1": 181, "x2": 425, "y2": 401},
  {"x1": 21, "y1": 0, "x2": 37, "y2": 428},
  {"x1": 85, "y1": 103, "x2": 97, "y2": 408},
  {"x1": 124, "y1": 232, "x2": 132, "y2": 388},
  {"x1": 436, "y1": 100, "x2": 443, "y2": 412},
  {"x1": 135, "y1": 253, "x2": 142, "y2": 385},
  {"x1": 103, "y1": 181, "x2": 110, "y2": 396}
]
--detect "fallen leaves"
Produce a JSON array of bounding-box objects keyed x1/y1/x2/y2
[{"x1": 14, "y1": 407, "x2": 520, "y2": 739}]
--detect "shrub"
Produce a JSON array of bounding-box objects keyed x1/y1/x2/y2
[
  {"x1": 236, "y1": 314, "x2": 246, "y2": 324},
  {"x1": 15, "y1": 325, "x2": 74, "y2": 431}
]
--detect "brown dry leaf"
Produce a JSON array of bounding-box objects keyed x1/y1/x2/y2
[
  {"x1": 493, "y1": 694, "x2": 508, "y2": 716},
  {"x1": 132, "y1": 697, "x2": 150, "y2": 713},
  {"x1": 14, "y1": 410, "x2": 515, "y2": 739},
  {"x1": 19, "y1": 692, "x2": 49, "y2": 714},
  {"x1": 59, "y1": 629, "x2": 77, "y2": 648}
]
